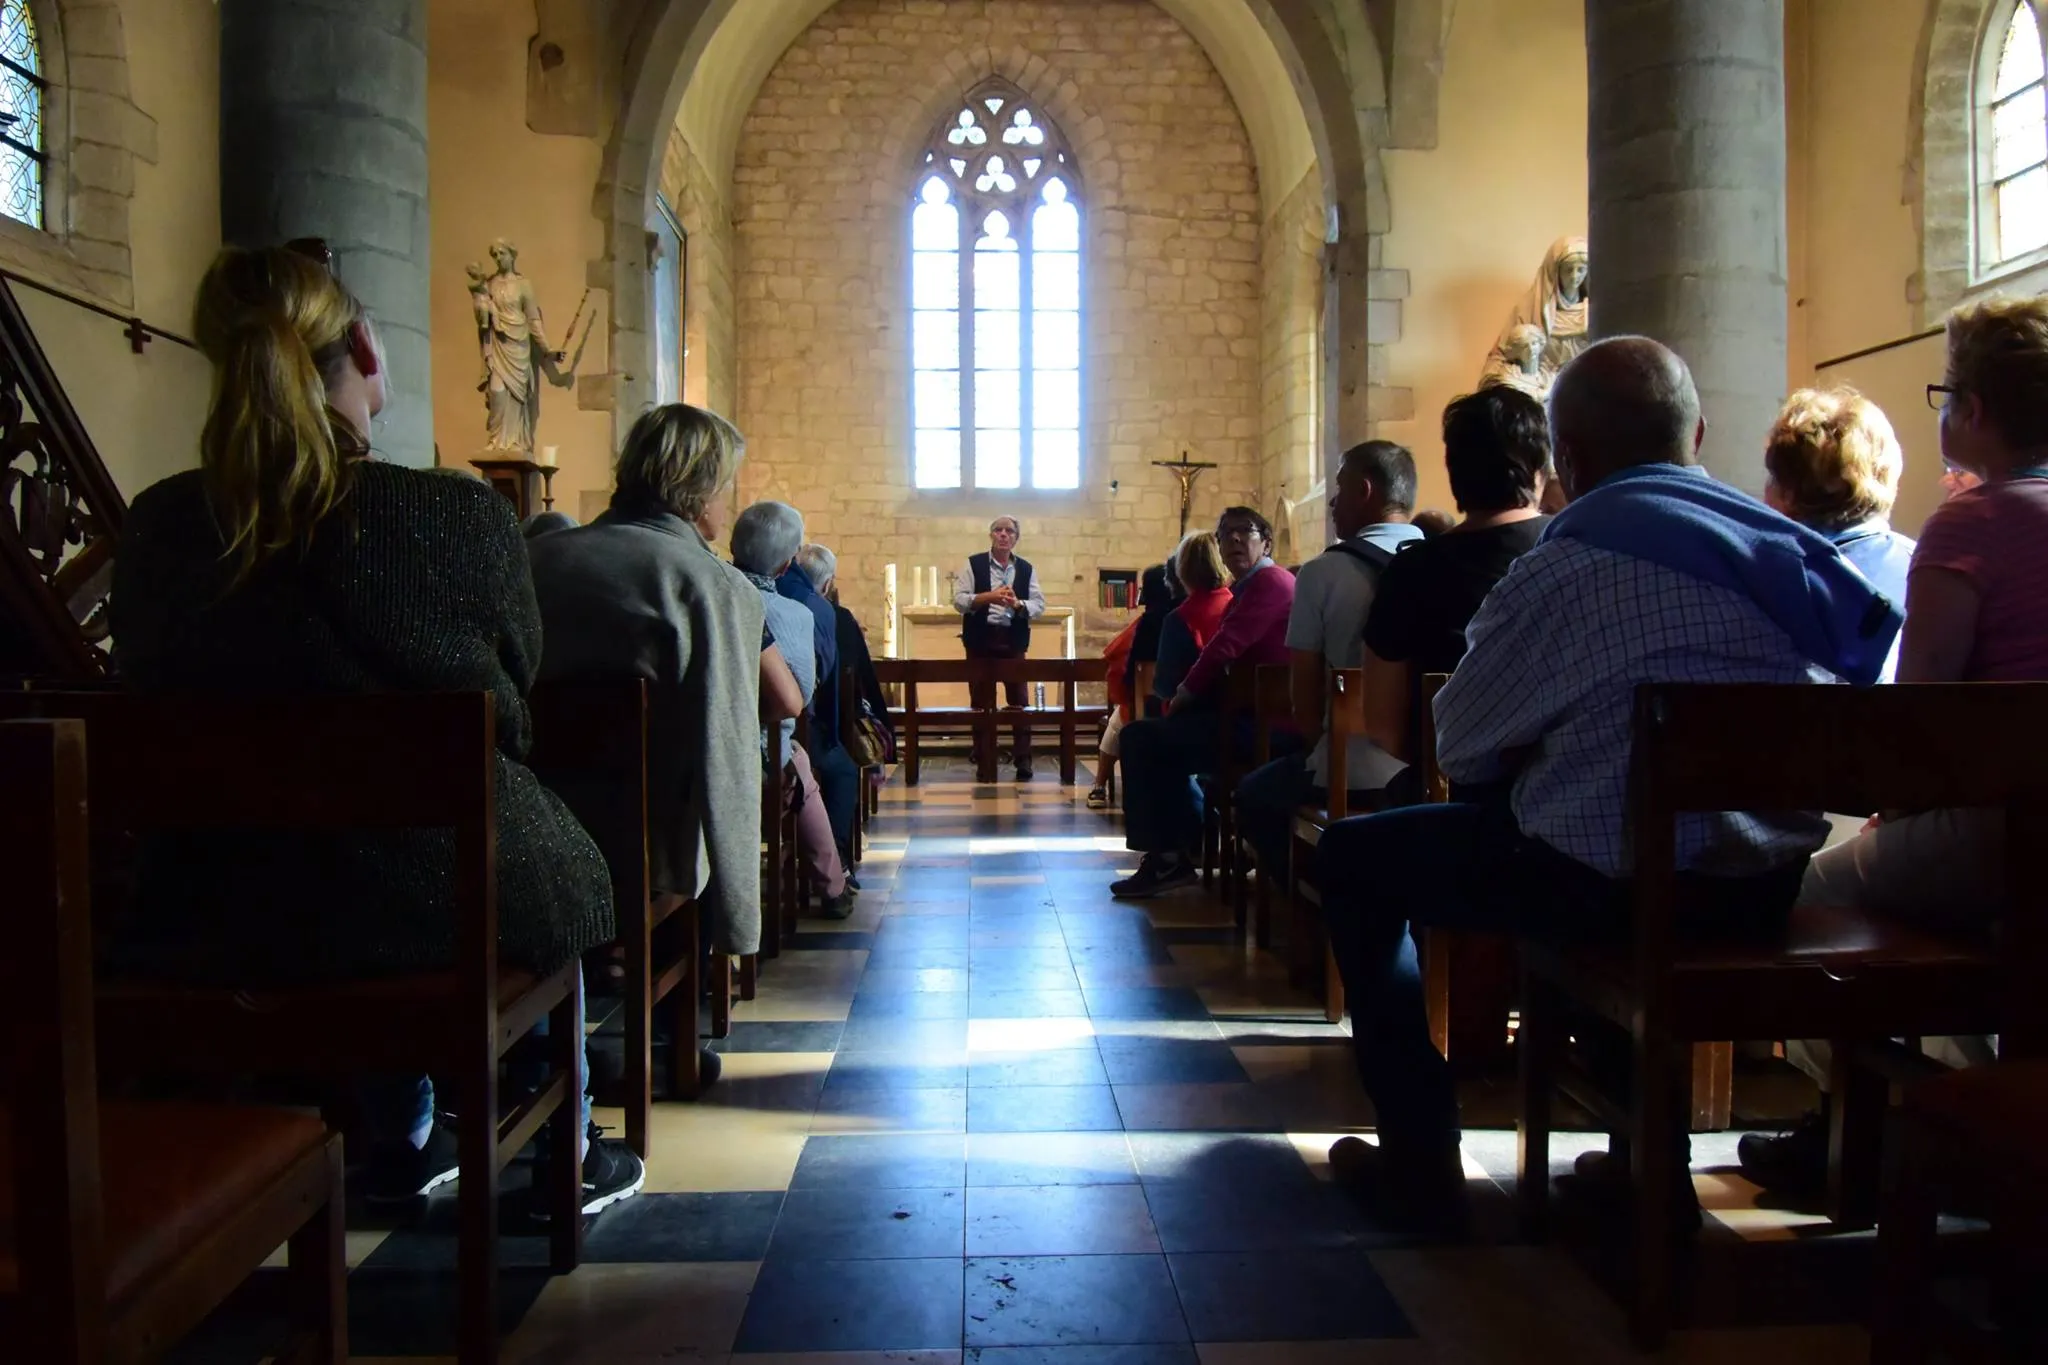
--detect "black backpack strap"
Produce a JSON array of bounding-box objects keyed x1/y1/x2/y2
[{"x1": 1328, "y1": 538, "x2": 1396, "y2": 573}]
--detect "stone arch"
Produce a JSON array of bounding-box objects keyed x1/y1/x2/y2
[
  {"x1": 1911, "y1": 0, "x2": 1999, "y2": 324},
  {"x1": 0, "y1": 0, "x2": 157, "y2": 310},
  {"x1": 599, "y1": 0, "x2": 1384, "y2": 443}
]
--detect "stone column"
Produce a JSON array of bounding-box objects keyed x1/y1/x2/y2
[
  {"x1": 218, "y1": 0, "x2": 432, "y2": 469},
  {"x1": 1585, "y1": 0, "x2": 1786, "y2": 493}
]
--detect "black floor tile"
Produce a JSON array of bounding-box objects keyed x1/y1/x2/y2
[
  {"x1": 965, "y1": 1346, "x2": 1198, "y2": 1364},
  {"x1": 580, "y1": 1190, "x2": 783, "y2": 1262},
  {"x1": 827, "y1": 1051, "x2": 971, "y2": 1091},
  {"x1": 967, "y1": 1131, "x2": 1139, "y2": 1187},
  {"x1": 1097, "y1": 1038, "x2": 1249, "y2": 1084},
  {"x1": 710, "y1": 1020, "x2": 846, "y2": 1052},
  {"x1": 840, "y1": 1015, "x2": 973, "y2": 1052},
  {"x1": 860, "y1": 965, "x2": 973, "y2": 993},
  {"x1": 969, "y1": 987, "x2": 1089, "y2": 1018},
  {"x1": 787, "y1": 930, "x2": 876, "y2": 949},
  {"x1": 964, "y1": 1254, "x2": 1188, "y2": 1348},
  {"x1": 969, "y1": 1085, "x2": 1124, "y2": 1132},
  {"x1": 1083, "y1": 987, "x2": 1212, "y2": 1020},
  {"x1": 970, "y1": 1047, "x2": 1111, "y2": 1088},
  {"x1": 1126, "y1": 1131, "x2": 1322, "y2": 1189},
  {"x1": 735, "y1": 1255, "x2": 966, "y2": 1352},
  {"x1": 965, "y1": 961, "x2": 1084, "y2": 991},
  {"x1": 967, "y1": 1184, "x2": 1162, "y2": 1256},
  {"x1": 1142, "y1": 1178, "x2": 1380, "y2": 1253},
  {"x1": 791, "y1": 1133, "x2": 969, "y2": 1189},
  {"x1": 1169, "y1": 1248, "x2": 1414, "y2": 1341},
  {"x1": 766, "y1": 1186, "x2": 967, "y2": 1261},
  {"x1": 971, "y1": 947, "x2": 1081, "y2": 972},
  {"x1": 865, "y1": 945, "x2": 974, "y2": 970},
  {"x1": 850, "y1": 988, "x2": 973, "y2": 1019}
]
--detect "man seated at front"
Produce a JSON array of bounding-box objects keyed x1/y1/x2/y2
[
  {"x1": 1113, "y1": 506, "x2": 1297, "y2": 898},
  {"x1": 1313, "y1": 338, "x2": 1900, "y2": 1234},
  {"x1": 1235, "y1": 441, "x2": 1422, "y2": 881}
]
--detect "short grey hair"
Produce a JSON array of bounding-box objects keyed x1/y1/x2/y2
[
  {"x1": 1548, "y1": 336, "x2": 1701, "y2": 468},
  {"x1": 731, "y1": 500, "x2": 804, "y2": 575},
  {"x1": 613, "y1": 403, "x2": 745, "y2": 520},
  {"x1": 990, "y1": 515, "x2": 1020, "y2": 536},
  {"x1": 796, "y1": 542, "x2": 837, "y2": 590}
]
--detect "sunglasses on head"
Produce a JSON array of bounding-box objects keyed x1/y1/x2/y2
[{"x1": 285, "y1": 237, "x2": 339, "y2": 278}]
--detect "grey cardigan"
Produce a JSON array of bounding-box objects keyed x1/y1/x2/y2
[{"x1": 528, "y1": 498, "x2": 766, "y2": 954}]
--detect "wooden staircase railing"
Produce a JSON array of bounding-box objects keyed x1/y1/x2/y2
[{"x1": 0, "y1": 276, "x2": 125, "y2": 682}]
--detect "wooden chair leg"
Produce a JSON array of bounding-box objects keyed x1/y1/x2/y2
[
  {"x1": 670, "y1": 903, "x2": 703, "y2": 1100},
  {"x1": 1827, "y1": 1039, "x2": 1884, "y2": 1230},
  {"x1": 457, "y1": 1071, "x2": 501, "y2": 1365},
  {"x1": 625, "y1": 919, "x2": 653, "y2": 1160},
  {"x1": 710, "y1": 950, "x2": 733, "y2": 1039},
  {"x1": 1688, "y1": 1041, "x2": 1734, "y2": 1131},
  {"x1": 546, "y1": 973, "x2": 586, "y2": 1272},
  {"x1": 1423, "y1": 929, "x2": 1452, "y2": 1060},
  {"x1": 1322, "y1": 943, "x2": 1345, "y2": 1026},
  {"x1": 739, "y1": 952, "x2": 758, "y2": 1002},
  {"x1": 1628, "y1": 1035, "x2": 1682, "y2": 1351},
  {"x1": 1873, "y1": 1122, "x2": 1940, "y2": 1365},
  {"x1": 284, "y1": 1136, "x2": 348, "y2": 1365},
  {"x1": 1515, "y1": 974, "x2": 1559, "y2": 1241}
]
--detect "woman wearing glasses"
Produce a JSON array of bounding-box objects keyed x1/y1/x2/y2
[{"x1": 110, "y1": 244, "x2": 640, "y2": 1214}]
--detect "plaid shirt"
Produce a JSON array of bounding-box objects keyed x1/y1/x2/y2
[{"x1": 1435, "y1": 539, "x2": 1832, "y2": 878}]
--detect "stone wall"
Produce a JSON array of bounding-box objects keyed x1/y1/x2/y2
[
  {"x1": 660, "y1": 128, "x2": 736, "y2": 419},
  {"x1": 1259, "y1": 167, "x2": 1326, "y2": 560},
  {"x1": 728, "y1": 0, "x2": 1265, "y2": 652}
]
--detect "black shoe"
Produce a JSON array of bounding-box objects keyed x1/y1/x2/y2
[
  {"x1": 1328, "y1": 1136, "x2": 1471, "y2": 1238},
  {"x1": 533, "y1": 1126, "x2": 646, "y2": 1221},
  {"x1": 818, "y1": 887, "x2": 857, "y2": 920},
  {"x1": 362, "y1": 1120, "x2": 461, "y2": 1203},
  {"x1": 1736, "y1": 1106, "x2": 1829, "y2": 1198},
  {"x1": 1110, "y1": 854, "x2": 1197, "y2": 899},
  {"x1": 698, "y1": 1045, "x2": 723, "y2": 1089},
  {"x1": 1558, "y1": 1148, "x2": 1705, "y2": 1239},
  {"x1": 1015, "y1": 758, "x2": 1035, "y2": 780}
]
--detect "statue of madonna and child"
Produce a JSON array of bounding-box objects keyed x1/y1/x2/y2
[{"x1": 1479, "y1": 235, "x2": 1589, "y2": 400}]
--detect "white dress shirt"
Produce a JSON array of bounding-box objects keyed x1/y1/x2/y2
[{"x1": 953, "y1": 554, "x2": 1047, "y2": 628}]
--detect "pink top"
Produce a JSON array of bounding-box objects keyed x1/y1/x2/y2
[
  {"x1": 1913, "y1": 477, "x2": 2048, "y2": 680},
  {"x1": 1182, "y1": 561, "x2": 1297, "y2": 697}
]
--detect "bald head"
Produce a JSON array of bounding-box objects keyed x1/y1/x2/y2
[{"x1": 1547, "y1": 336, "x2": 1704, "y2": 500}]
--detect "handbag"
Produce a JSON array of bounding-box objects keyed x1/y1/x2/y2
[{"x1": 846, "y1": 698, "x2": 895, "y2": 768}]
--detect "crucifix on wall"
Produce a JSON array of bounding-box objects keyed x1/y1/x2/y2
[{"x1": 1153, "y1": 450, "x2": 1218, "y2": 537}]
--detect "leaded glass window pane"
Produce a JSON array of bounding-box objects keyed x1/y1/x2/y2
[{"x1": 0, "y1": 0, "x2": 44, "y2": 230}]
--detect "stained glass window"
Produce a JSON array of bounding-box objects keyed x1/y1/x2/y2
[
  {"x1": 912, "y1": 80, "x2": 1082, "y2": 491},
  {"x1": 1988, "y1": 2, "x2": 2048, "y2": 263}
]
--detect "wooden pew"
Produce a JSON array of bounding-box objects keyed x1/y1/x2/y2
[
  {"x1": 1, "y1": 717, "x2": 348, "y2": 1365},
  {"x1": 529, "y1": 679, "x2": 703, "y2": 1156},
  {"x1": 1516, "y1": 682, "x2": 2048, "y2": 1349},
  {"x1": 874, "y1": 658, "x2": 1108, "y2": 785},
  {"x1": 0, "y1": 690, "x2": 585, "y2": 1365},
  {"x1": 1289, "y1": 668, "x2": 1367, "y2": 1023}
]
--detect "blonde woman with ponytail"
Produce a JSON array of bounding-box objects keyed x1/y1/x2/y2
[{"x1": 111, "y1": 244, "x2": 643, "y2": 1212}]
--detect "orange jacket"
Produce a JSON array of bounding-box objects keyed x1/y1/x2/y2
[{"x1": 1103, "y1": 616, "x2": 1141, "y2": 715}]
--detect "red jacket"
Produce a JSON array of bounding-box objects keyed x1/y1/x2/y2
[
  {"x1": 1103, "y1": 617, "x2": 1140, "y2": 715},
  {"x1": 1182, "y1": 564, "x2": 1296, "y2": 697},
  {"x1": 1172, "y1": 587, "x2": 1233, "y2": 652}
]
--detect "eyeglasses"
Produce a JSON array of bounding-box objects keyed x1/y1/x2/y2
[
  {"x1": 1216, "y1": 523, "x2": 1262, "y2": 541},
  {"x1": 1927, "y1": 384, "x2": 1958, "y2": 411},
  {"x1": 285, "y1": 237, "x2": 339, "y2": 278}
]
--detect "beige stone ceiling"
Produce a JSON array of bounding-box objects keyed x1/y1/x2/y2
[{"x1": 675, "y1": 0, "x2": 1320, "y2": 214}]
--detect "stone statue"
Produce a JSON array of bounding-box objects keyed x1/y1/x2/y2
[
  {"x1": 1480, "y1": 235, "x2": 1589, "y2": 394},
  {"x1": 1480, "y1": 323, "x2": 1549, "y2": 398},
  {"x1": 472, "y1": 239, "x2": 572, "y2": 454}
]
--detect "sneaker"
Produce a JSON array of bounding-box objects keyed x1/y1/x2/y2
[
  {"x1": 1735, "y1": 1107, "x2": 1829, "y2": 1199},
  {"x1": 533, "y1": 1127, "x2": 646, "y2": 1221},
  {"x1": 844, "y1": 869, "x2": 862, "y2": 892},
  {"x1": 818, "y1": 887, "x2": 857, "y2": 920},
  {"x1": 1085, "y1": 787, "x2": 1110, "y2": 810},
  {"x1": 363, "y1": 1120, "x2": 461, "y2": 1203},
  {"x1": 1328, "y1": 1135, "x2": 1471, "y2": 1238},
  {"x1": 1110, "y1": 854, "x2": 1197, "y2": 899}
]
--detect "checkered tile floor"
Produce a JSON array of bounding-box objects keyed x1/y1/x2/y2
[{"x1": 172, "y1": 758, "x2": 1871, "y2": 1363}]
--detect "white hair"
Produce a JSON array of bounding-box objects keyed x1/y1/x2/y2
[
  {"x1": 796, "y1": 542, "x2": 837, "y2": 590},
  {"x1": 990, "y1": 515, "x2": 1021, "y2": 536},
  {"x1": 730, "y1": 500, "x2": 805, "y2": 576}
]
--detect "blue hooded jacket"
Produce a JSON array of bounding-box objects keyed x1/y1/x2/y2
[{"x1": 1540, "y1": 463, "x2": 1903, "y2": 685}]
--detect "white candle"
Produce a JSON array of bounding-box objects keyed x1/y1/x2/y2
[
  {"x1": 537, "y1": 445, "x2": 558, "y2": 467},
  {"x1": 883, "y1": 564, "x2": 899, "y2": 658},
  {"x1": 928, "y1": 566, "x2": 942, "y2": 605}
]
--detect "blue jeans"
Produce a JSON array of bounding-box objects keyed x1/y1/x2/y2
[
  {"x1": 1235, "y1": 750, "x2": 1325, "y2": 882},
  {"x1": 364, "y1": 966, "x2": 593, "y2": 1145},
  {"x1": 811, "y1": 741, "x2": 859, "y2": 863},
  {"x1": 1318, "y1": 802, "x2": 1801, "y2": 1157},
  {"x1": 1119, "y1": 710, "x2": 1225, "y2": 855}
]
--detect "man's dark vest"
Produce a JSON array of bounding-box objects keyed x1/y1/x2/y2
[{"x1": 961, "y1": 551, "x2": 1033, "y2": 654}]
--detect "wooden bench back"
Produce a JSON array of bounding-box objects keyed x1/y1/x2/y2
[
  {"x1": 0, "y1": 718, "x2": 104, "y2": 1354},
  {"x1": 1631, "y1": 682, "x2": 2048, "y2": 1049},
  {"x1": 529, "y1": 678, "x2": 652, "y2": 912},
  {"x1": 1252, "y1": 663, "x2": 1293, "y2": 765},
  {"x1": 1323, "y1": 668, "x2": 1364, "y2": 814},
  {"x1": 1420, "y1": 672, "x2": 1451, "y2": 803},
  {"x1": 0, "y1": 690, "x2": 499, "y2": 972}
]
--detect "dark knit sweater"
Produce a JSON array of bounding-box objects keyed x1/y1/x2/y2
[{"x1": 108, "y1": 462, "x2": 614, "y2": 986}]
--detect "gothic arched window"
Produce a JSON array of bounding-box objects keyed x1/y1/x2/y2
[
  {"x1": 0, "y1": 0, "x2": 43, "y2": 230},
  {"x1": 1983, "y1": 1, "x2": 2048, "y2": 265},
  {"x1": 911, "y1": 80, "x2": 1082, "y2": 491}
]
